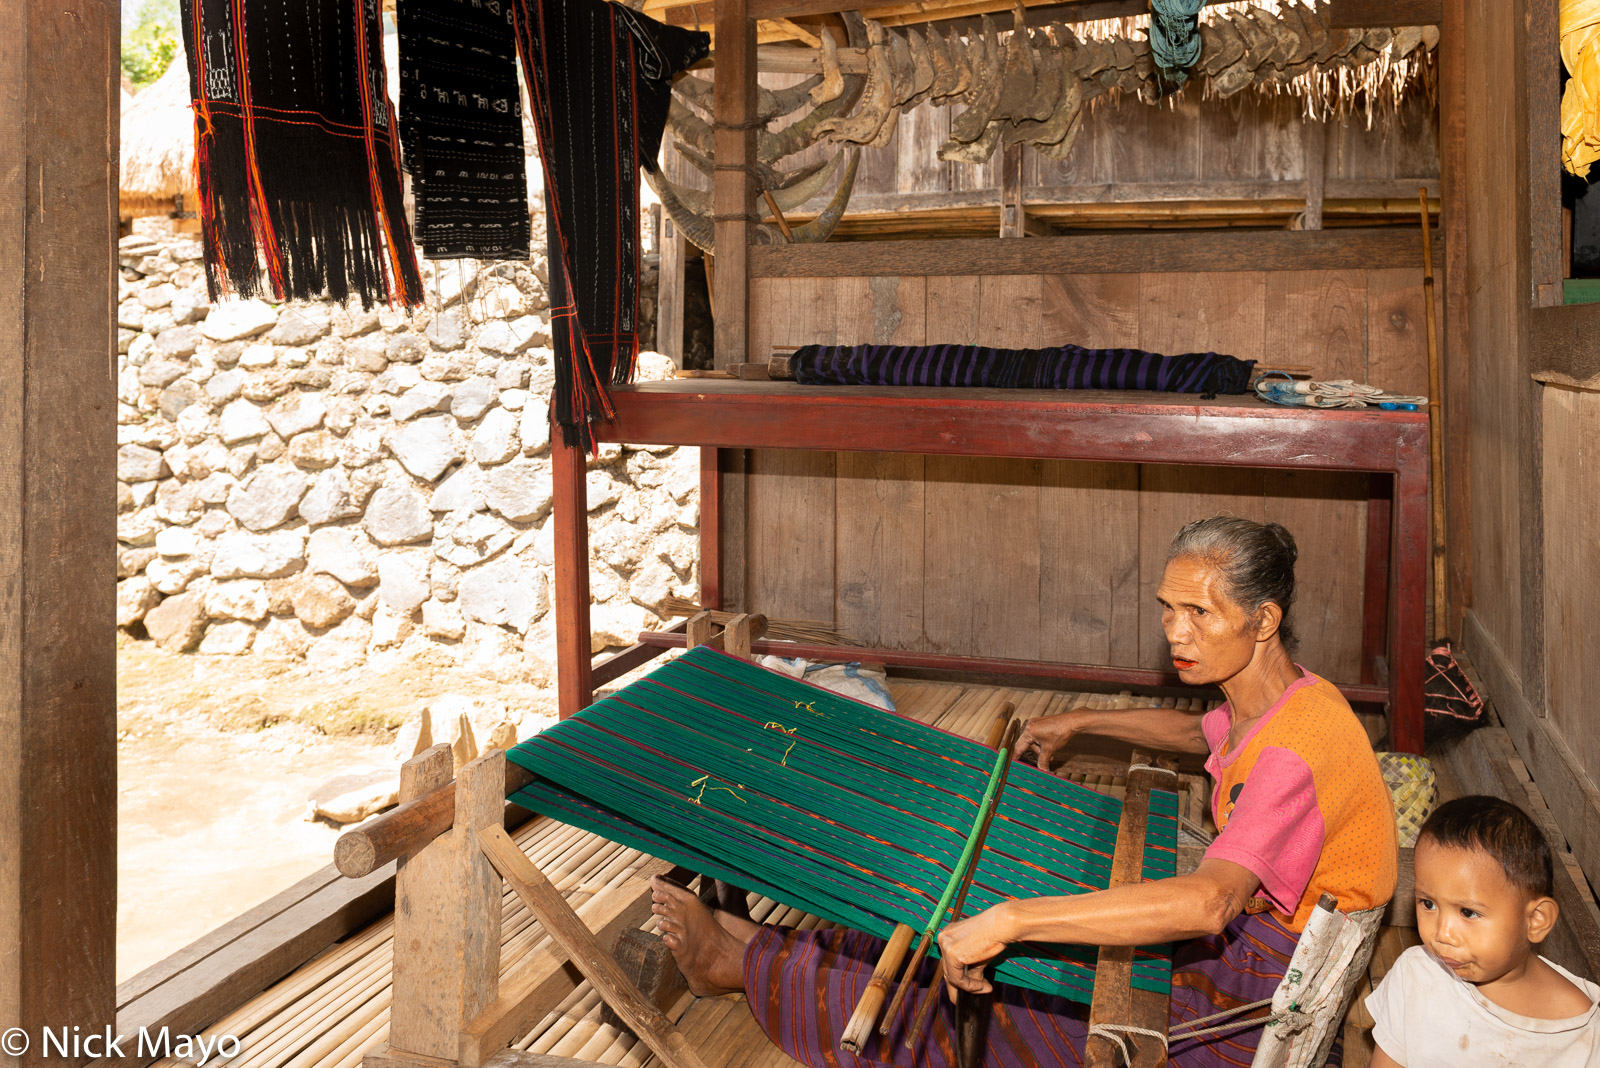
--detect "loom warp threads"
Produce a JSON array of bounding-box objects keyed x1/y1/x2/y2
[{"x1": 507, "y1": 646, "x2": 1181, "y2": 1003}]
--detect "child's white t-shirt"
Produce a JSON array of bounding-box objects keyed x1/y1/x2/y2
[{"x1": 1366, "y1": 945, "x2": 1600, "y2": 1066}]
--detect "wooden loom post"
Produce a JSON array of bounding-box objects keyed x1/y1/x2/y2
[
  {"x1": 477, "y1": 824, "x2": 712, "y2": 1068},
  {"x1": 1084, "y1": 750, "x2": 1179, "y2": 1068},
  {"x1": 384, "y1": 747, "x2": 506, "y2": 1061},
  {"x1": 712, "y1": 0, "x2": 756, "y2": 368},
  {"x1": 1419, "y1": 186, "x2": 1447, "y2": 636},
  {"x1": 553, "y1": 428, "x2": 592, "y2": 719}
]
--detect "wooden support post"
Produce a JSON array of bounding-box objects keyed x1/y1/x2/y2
[
  {"x1": 1085, "y1": 751, "x2": 1177, "y2": 1068},
  {"x1": 712, "y1": 0, "x2": 756, "y2": 367},
  {"x1": 553, "y1": 430, "x2": 593, "y2": 719},
  {"x1": 1000, "y1": 142, "x2": 1026, "y2": 238},
  {"x1": 659, "y1": 209, "x2": 686, "y2": 367},
  {"x1": 699, "y1": 448, "x2": 722, "y2": 609},
  {"x1": 477, "y1": 825, "x2": 713, "y2": 1068},
  {"x1": 0, "y1": 0, "x2": 119, "y2": 1062},
  {"x1": 1301, "y1": 120, "x2": 1326, "y2": 231},
  {"x1": 724, "y1": 612, "x2": 768, "y2": 658},
  {"x1": 685, "y1": 611, "x2": 718, "y2": 650},
  {"x1": 388, "y1": 748, "x2": 506, "y2": 1061}
]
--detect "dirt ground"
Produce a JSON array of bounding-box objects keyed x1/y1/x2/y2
[{"x1": 116, "y1": 639, "x2": 559, "y2": 984}]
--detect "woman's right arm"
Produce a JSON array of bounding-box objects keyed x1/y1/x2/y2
[{"x1": 1016, "y1": 706, "x2": 1209, "y2": 772}]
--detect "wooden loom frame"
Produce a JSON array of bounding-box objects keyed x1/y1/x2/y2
[
  {"x1": 344, "y1": 612, "x2": 1184, "y2": 1068},
  {"x1": 557, "y1": 0, "x2": 1445, "y2": 758},
  {"x1": 556, "y1": 386, "x2": 1432, "y2": 753}
]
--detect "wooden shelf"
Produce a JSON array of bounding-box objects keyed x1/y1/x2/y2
[{"x1": 554, "y1": 382, "x2": 1430, "y2": 753}]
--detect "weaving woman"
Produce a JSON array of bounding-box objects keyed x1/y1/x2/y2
[{"x1": 651, "y1": 516, "x2": 1398, "y2": 1067}]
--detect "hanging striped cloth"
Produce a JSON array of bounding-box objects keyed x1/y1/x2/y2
[{"x1": 179, "y1": 0, "x2": 422, "y2": 308}]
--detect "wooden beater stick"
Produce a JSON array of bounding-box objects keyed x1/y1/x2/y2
[
  {"x1": 903, "y1": 718, "x2": 1023, "y2": 1051},
  {"x1": 1419, "y1": 186, "x2": 1447, "y2": 635},
  {"x1": 878, "y1": 705, "x2": 1018, "y2": 1036},
  {"x1": 841, "y1": 708, "x2": 1017, "y2": 1054}
]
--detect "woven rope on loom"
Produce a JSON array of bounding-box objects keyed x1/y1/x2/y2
[{"x1": 507, "y1": 646, "x2": 1179, "y2": 1003}]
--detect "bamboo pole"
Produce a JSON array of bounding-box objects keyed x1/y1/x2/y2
[
  {"x1": 903, "y1": 719, "x2": 1024, "y2": 1050},
  {"x1": 1419, "y1": 186, "x2": 1448, "y2": 636},
  {"x1": 874, "y1": 705, "x2": 1019, "y2": 1035}
]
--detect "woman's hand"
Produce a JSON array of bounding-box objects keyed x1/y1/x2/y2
[
  {"x1": 937, "y1": 904, "x2": 1014, "y2": 1000},
  {"x1": 1015, "y1": 713, "x2": 1080, "y2": 773}
]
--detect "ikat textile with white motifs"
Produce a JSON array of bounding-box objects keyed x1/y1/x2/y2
[
  {"x1": 398, "y1": 0, "x2": 530, "y2": 260},
  {"x1": 180, "y1": 0, "x2": 422, "y2": 308}
]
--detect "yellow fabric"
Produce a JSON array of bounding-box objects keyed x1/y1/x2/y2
[{"x1": 1563, "y1": 0, "x2": 1600, "y2": 175}]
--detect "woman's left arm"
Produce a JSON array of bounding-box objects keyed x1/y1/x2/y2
[{"x1": 937, "y1": 858, "x2": 1260, "y2": 996}]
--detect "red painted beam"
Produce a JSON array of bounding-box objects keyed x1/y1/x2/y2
[{"x1": 596, "y1": 384, "x2": 1429, "y2": 475}]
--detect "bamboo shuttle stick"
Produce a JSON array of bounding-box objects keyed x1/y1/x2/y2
[
  {"x1": 904, "y1": 720, "x2": 1023, "y2": 1051},
  {"x1": 839, "y1": 922, "x2": 916, "y2": 1053},
  {"x1": 853, "y1": 703, "x2": 1018, "y2": 1048}
]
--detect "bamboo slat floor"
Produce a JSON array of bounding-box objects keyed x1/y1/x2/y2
[{"x1": 153, "y1": 678, "x2": 1229, "y2": 1068}]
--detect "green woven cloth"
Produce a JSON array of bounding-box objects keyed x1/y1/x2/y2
[{"x1": 507, "y1": 646, "x2": 1178, "y2": 1003}]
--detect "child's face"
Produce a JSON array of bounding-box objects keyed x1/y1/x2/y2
[{"x1": 1413, "y1": 839, "x2": 1542, "y2": 986}]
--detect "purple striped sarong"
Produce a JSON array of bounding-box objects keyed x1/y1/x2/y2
[
  {"x1": 789, "y1": 345, "x2": 1256, "y2": 398},
  {"x1": 743, "y1": 912, "x2": 1334, "y2": 1068}
]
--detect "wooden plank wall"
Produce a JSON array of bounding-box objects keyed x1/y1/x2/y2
[
  {"x1": 1541, "y1": 386, "x2": 1600, "y2": 790},
  {"x1": 734, "y1": 268, "x2": 1436, "y2": 683}
]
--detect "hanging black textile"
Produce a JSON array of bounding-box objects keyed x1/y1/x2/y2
[
  {"x1": 790, "y1": 343, "x2": 1258, "y2": 397},
  {"x1": 398, "y1": 0, "x2": 530, "y2": 260},
  {"x1": 510, "y1": 0, "x2": 709, "y2": 447},
  {"x1": 179, "y1": 0, "x2": 422, "y2": 308}
]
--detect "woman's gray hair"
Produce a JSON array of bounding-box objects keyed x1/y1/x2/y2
[{"x1": 1167, "y1": 516, "x2": 1299, "y2": 652}]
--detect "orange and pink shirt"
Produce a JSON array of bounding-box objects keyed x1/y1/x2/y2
[{"x1": 1201, "y1": 669, "x2": 1398, "y2": 932}]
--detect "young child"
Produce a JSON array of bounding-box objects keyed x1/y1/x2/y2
[{"x1": 1367, "y1": 795, "x2": 1600, "y2": 1067}]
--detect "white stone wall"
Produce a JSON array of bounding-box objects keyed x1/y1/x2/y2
[{"x1": 115, "y1": 232, "x2": 696, "y2": 681}]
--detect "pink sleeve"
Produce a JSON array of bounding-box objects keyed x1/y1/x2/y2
[
  {"x1": 1204, "y1": 746, "x2": 1325, "y2": 915},
  {"x1": 1200, "y1": 708, "x2": 1231, "y2": 755}
]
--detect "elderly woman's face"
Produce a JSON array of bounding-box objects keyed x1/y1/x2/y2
[{"x1": 1156, "y1": 556, "x2": 1262, "y2": 686}]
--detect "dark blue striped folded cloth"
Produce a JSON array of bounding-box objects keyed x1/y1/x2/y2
[{"x1": 791, "y1": 343, "x2": 1256, "y2": 396}]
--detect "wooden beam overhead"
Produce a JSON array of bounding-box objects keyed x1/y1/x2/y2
[
  {"x1": 748, "y1": 228, "x2": 1441, "y2": 277},
  {"x1": 704, "y1": 0, "x2": 1444, "y2": 31}
]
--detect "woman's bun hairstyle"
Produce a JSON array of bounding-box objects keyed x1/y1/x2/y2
[{"x1": 1167, "y1": 516, "x2": 1299, "y2": 652}]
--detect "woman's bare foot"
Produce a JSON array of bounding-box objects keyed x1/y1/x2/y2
[{"x1": 651, "y1": 876, "x2": 757, "y2": 996}]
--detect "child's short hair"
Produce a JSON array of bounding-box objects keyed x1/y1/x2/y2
[{"x1": 1418, "y1": 795, "x2": 1554, "y2": 898}]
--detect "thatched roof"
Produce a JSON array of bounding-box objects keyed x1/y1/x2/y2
[{"x1": 120, "y1": 43, "x2": 194, "y2": 218}]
